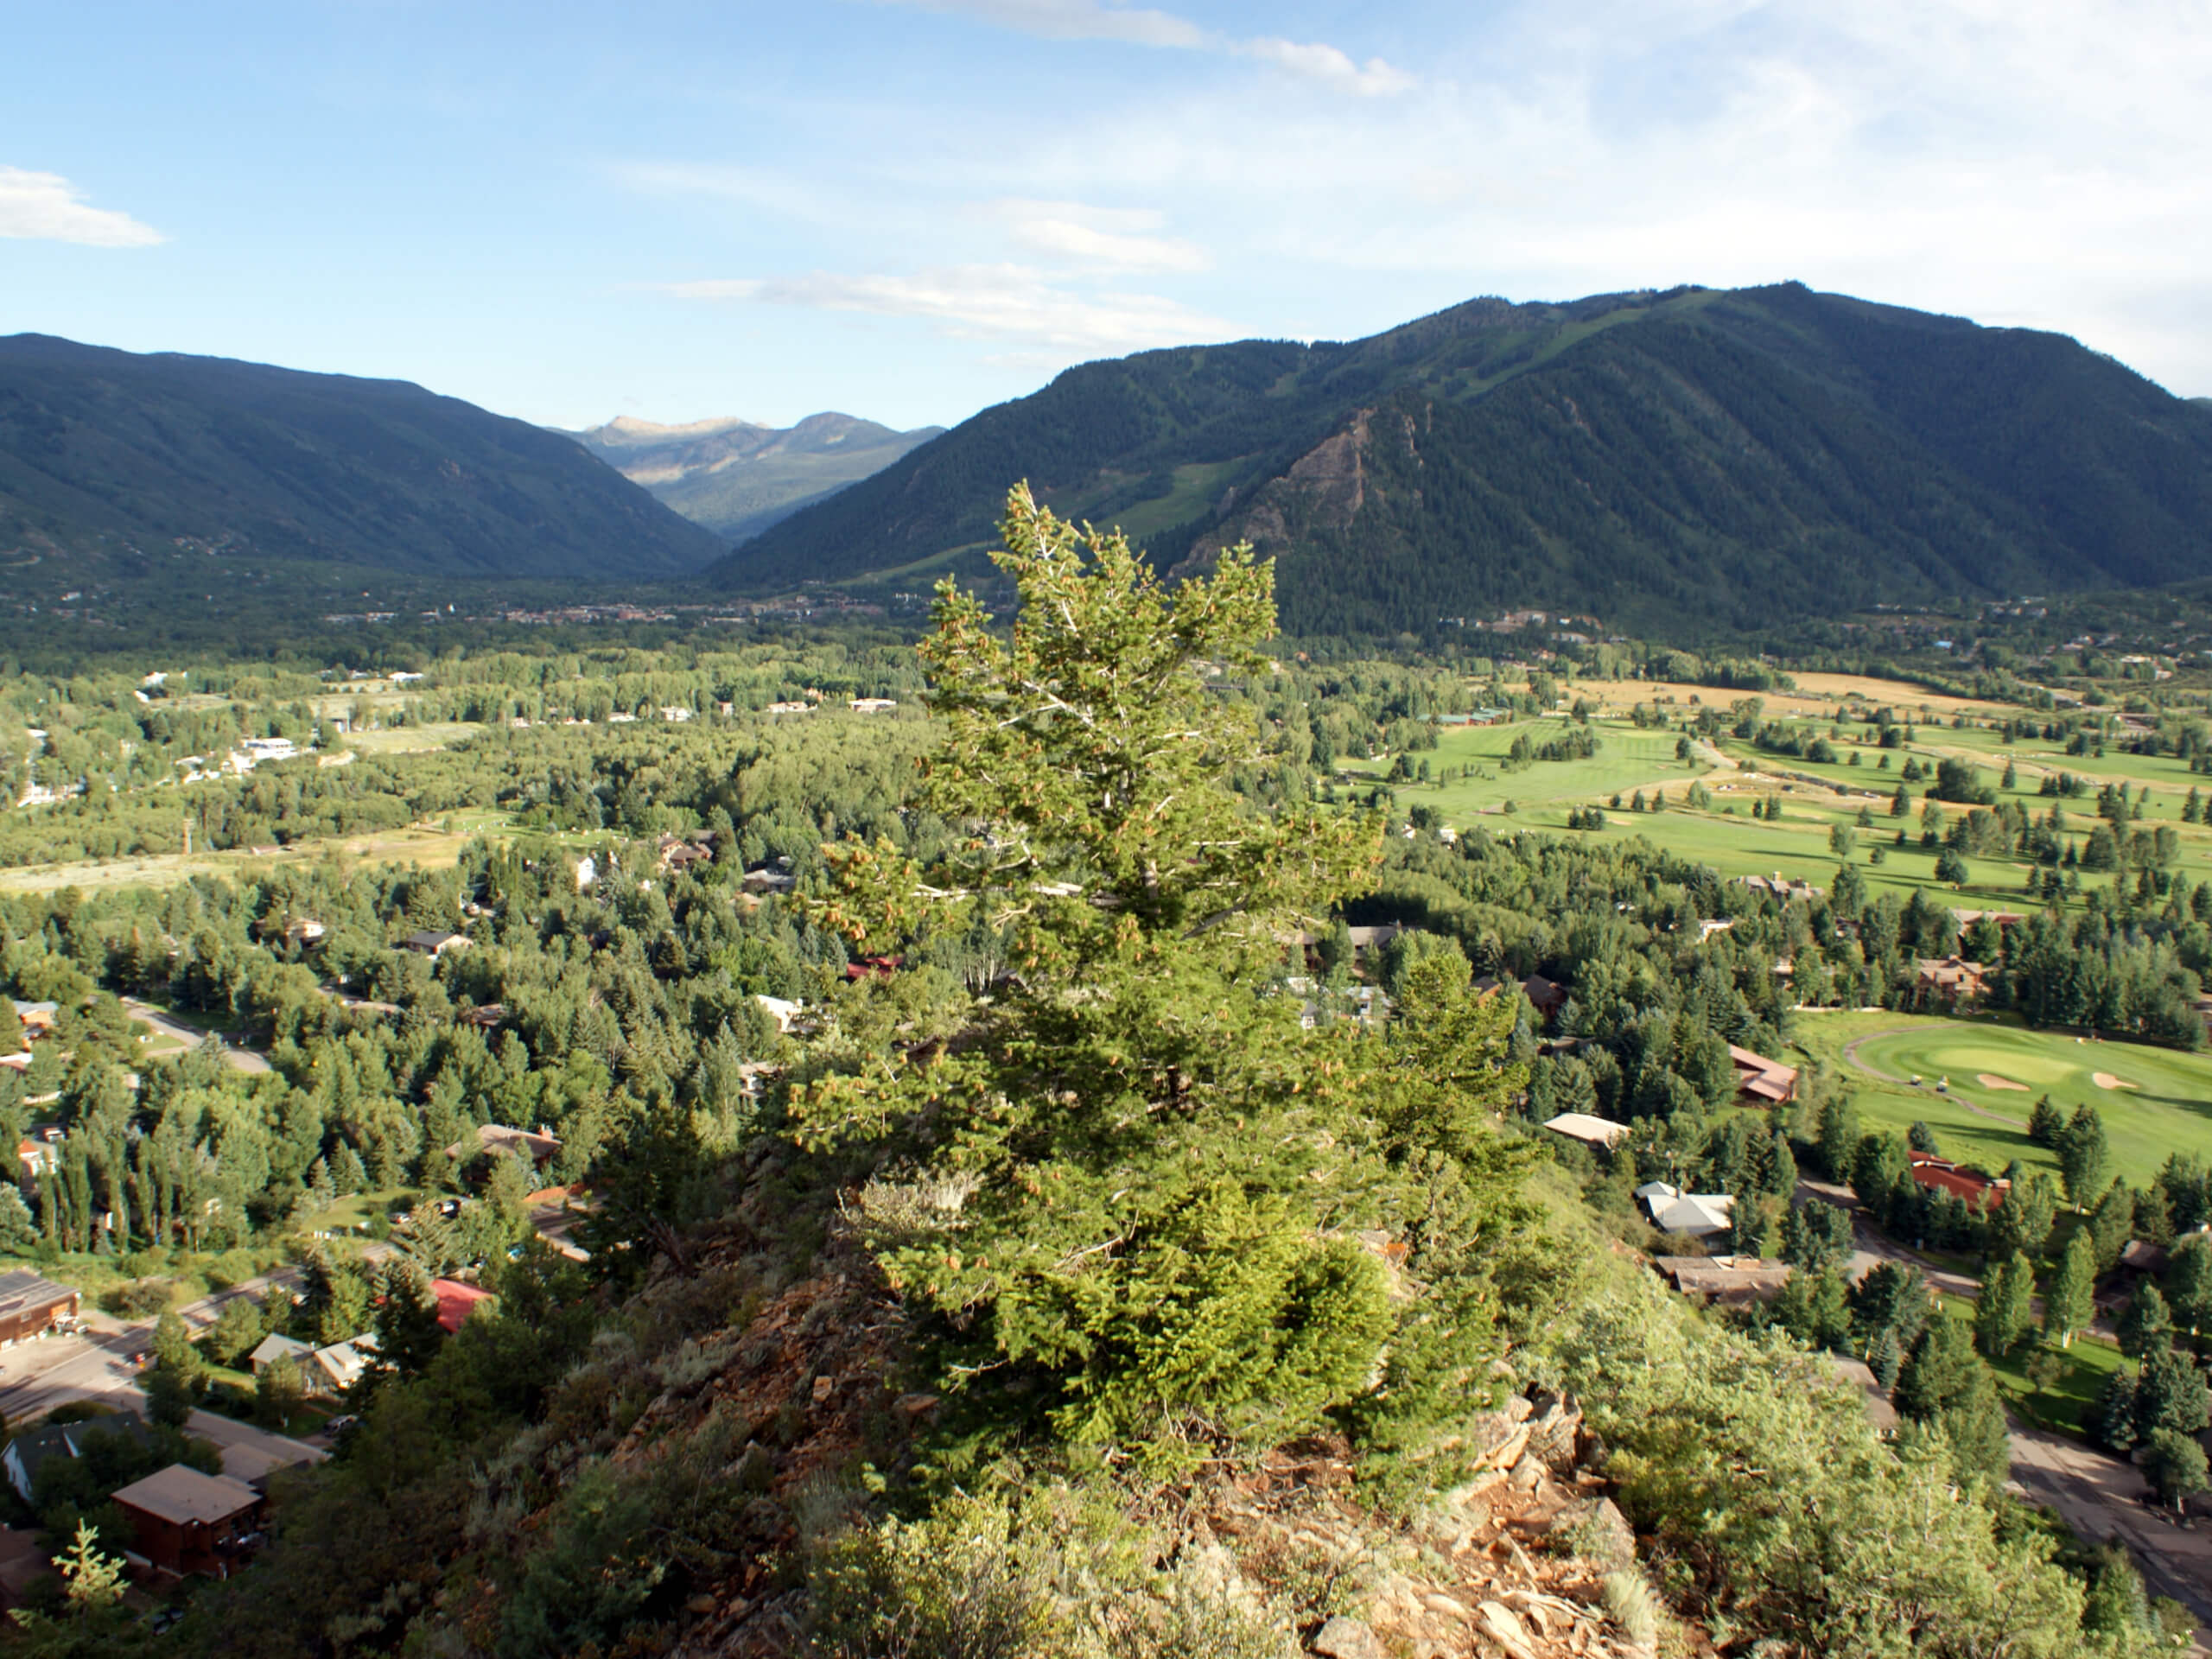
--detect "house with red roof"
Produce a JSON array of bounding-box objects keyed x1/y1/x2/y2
[{"x1": 429, "y1": 1279, "x2": 494, "y2": 1334}]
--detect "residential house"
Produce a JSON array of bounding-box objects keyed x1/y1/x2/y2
[
  {"x1": 753, "y1": 995, "x2": 803, "y2": 1033},
  {"x1": 763, "y1": 701, "x2": 814, "y2": 715},
  {"x1": 308, "y1": 1334, "x2": 379, "y2": 1395},
  {"x1": 1728, "y1": 1044, "x2": 1799, "y2": 1107},
  {"x1": 429, "y1": 1279, "x2": 494, "y2": 1334},
  {"x1": 1342, "y1": 925, "x2": 1404, "y2": 964},
  {"x1": 3, "y1": 1411, "x2": 158, "y2": 1503},
  {"x1": 400, "y1": 930, "x2": 470, "y2": 957},
  {"x1": 443, "y1": 1122, "x2": 563, "y2": 1173},
  {"x1": 843, "y1": 954, "x2": 901, "y2": 983},
  {"x1": 1519, "y1": 973, "x2": 1570, "y2": 1020},
  {"x1": 1653, "y1": 1255, "x2": 1795, "y2": 1307},
  {"x1": 0, "y1": 1269, "x2": 78, "y2": 1345},
  {"x1": 1908, "y1": 1154, "x2": 2008, "y2": 1211},
  {"x1": 1915, "y1": 957, "x2": 1988, "y2": 1007},
  {"x1": 111, "y1": 1465, "x2": 264, "y2": 1577},
  {"x1": 849, "y1": 697, "x2": 899, "y2": 714},
  {"x1": 245, "y1": 1332, "x2": 313, "y2": 1375},
  {"x1": 10, "y1": 1001, "x2": 56, "y2": 1040},
  {"x1": 457, "y1": 1003, "x2": 509, "y2": 1031},
  {"x1": 1542, "y1": 1113, "x2": 1630, "y2": 1152},
  {"x1": 741, "y1": 866, "x2": 797, "y2": 895},
  {"x1": 1734, "y1": 873, "x2": 1823, "y2": 903},
  {"x1": 1636, "y1": 1182, "x2": 1737, "y2": 1241}
]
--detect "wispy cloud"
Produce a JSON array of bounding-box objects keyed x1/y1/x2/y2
[
  {"x1": 664, "y1": 264, "x2": 1234, "y2": 353},
  {"x1": 1235, "y1": 37, "x2": 1414, "y2": 98},
  {"x1": 0, "y1": 167, "x2": 162, "y2": 247},
  {"x1": 874, "y1": 0, "x2": 1413, "y2": 93},
  {"x1": 985, "y1": 199, "x2": 1210, "y2": 271}
]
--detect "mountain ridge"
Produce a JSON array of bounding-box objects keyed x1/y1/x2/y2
[
  {"x1": 710, "y1": 283, "x2": 2212, "y2": 634},
  {"x1": 0, "y1": 334, "x2": 727, "y2": 588},
  {"x1": 569, "y1": 410, "x2": 944, "y2": 541}
]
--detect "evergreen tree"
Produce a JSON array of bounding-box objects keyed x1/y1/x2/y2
[
  {"x1": 1974, "y1": 1252, "x2": 2033, "y2": 1358},
  {"x1": 2141, "y1": 1428, "x2": 2209, "y2": 1515},
  {"x1": 2087, "y1": 1181, "x2": 2134, "y2": 1271},
  {"x1": 2027, "y1": 1096, "x2": 2063, "y2": 1146},
  {"x1": 2116, "y1": 1281, "x2": 2172, "y2": 1358},
  {"x1": 2135, "y1": 1343, "x2": 2210, "y2": 1440},
  {"x1": 1893, "y1": 1315, "x2": 2010, "y2": 1489},
  {"x1": 2091, "y1": 1366, "x2": 2139, "y2": 1452},
  {"x1": 2044, "y1": 1230, "x2": 2095, "y2": 1348},
  {"x1": 1993, "y1": 1173, "x2": 2056, "y2": 1260},
  {"x1": 793, "y1": 489, "x2": 1540, "y2": 1471},
  {"x1": 2058, "y1": 1103, "x2": 2111, "y2": 1209},
  {"x1": 2165, "y1": 1233, "x2": 2212, "y2": 1336}
]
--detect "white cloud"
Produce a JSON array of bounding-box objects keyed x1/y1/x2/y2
[
  {"x1": 872, "y1": 0, "x2": 1414, "y2": 93},
  {"x1": 664, "y1": 264, "x2": 1235, "y2": 353},
  {"x1": 0, "y1": 167, "x2": 162, "y2": 247},
  {"x1": 1236, "y1": 38, "x2": 1413, "y2": 98},
  {"x1": 985, "y1": 198, "x2": 1210, "y2": 270}
]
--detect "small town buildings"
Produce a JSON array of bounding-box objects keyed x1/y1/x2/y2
[
  {"x1": 1728, "y1": 1045, "x2": 1799, "y2": 1107},
  {"x1": 10, "y1": 1001, "x2": 57, "y2": 1039},
  {"x1": 444, "y1": 1122, "x2": 563, "y2": 1172},
  {"x1": 111, "y1": 1465, "x2": 264, "y2": 1577},
  {"x1": 1654, "y1": 1255, "x2": 1794, "y2": 1307},
  {"x1": 1636, "y1": 1182, "x2": 1737, "y2": 1240},
  {"x1": 1908, "y1": 1154, "x2": 2007, "y2": 1211},
  {"x1": 429, "y1": 1279, "x2": 494, "y2": 1334},
  {"x1": 1915, "y1": 957, "x2": 1988, "y2": 1007},
  {"x1": 457, "y1": 1003, "x2": 510, "y2": 1031},
  {"x1": 245, "y1": 1332, "x2": 313, "y2": 1375},
  {"x1": 308, "y1": 1334, "x2": 379, "y2": 1395},
  {"x1": 400, "y1": 929, "x2": 470, "y2": 957},
  {"x1": 3, "y1": 1412, "x2": 158, "y2": 1503},
  {"x1": 763, "y1": 700, "x2": 814, "y2": 715},
  {"x1": 0, "y1": 1269, "x2": 79, "y2": 1346},
  {"x1": 1542, "y1": 1112, "x2": 1630, "y2": 1152},
  {"x1": 849, "y1": 697, "x2": 899, "y2": 714},
  {"x1": 1735, "y1": 873, "x2": 1823, "y2": 903},
  {"x1": 754, "y1": 995, "x2": 802, "y2": 1033},
  {"x1": 741, "y1": 866, "x2": 797, "y2": 894}
]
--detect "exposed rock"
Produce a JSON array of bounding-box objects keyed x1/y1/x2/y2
[{"x1": 1311, "y1": 1613, "x2": 1386, "y2": 1659}]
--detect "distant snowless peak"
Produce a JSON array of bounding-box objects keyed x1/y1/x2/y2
[{"x1": 585, "y1": 414, "x2": 766, "y2": 443}]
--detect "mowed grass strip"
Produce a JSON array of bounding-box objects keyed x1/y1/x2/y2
[{"x1": 1791, "y1": 1012, "x2": 2212, "y2": 1190}]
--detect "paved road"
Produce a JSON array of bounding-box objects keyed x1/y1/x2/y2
[
  {"x1": 1802, "y1": 1183, "x2": 2207, "y2": 1644},
  {"x1": 2006, "y1": 1419, "x2": 2212, "y2": 1643},
  {"x1": 122, "y1": 996, "x2": 270, "y2": 1074}
]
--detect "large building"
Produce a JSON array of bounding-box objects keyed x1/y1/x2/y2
[
  {"x1": 0, "y1": 1269, "x2": 78, "y2": 1347},
  {"x1": 111, "y1": 1465, "x2": 264, "y2": 1578}
]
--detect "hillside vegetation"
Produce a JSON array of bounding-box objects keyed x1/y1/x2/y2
[
  {"x1": 0, "y1": 334, "x2": 727, "y2": 590},
  {"x1": 715, "y1": 284, "x2": 2212, "y2": 635}
]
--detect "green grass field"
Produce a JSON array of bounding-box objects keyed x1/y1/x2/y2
[
  {"x1": 1790, "y1": 1011, "x2": 2212, "y2": 1189},
  {"x1": 341, "y1": 721, "x2": 484, "y2": 754},
  {"x1": 1363, "y1": 696, "x2": 2212, "y2": 913},
  {"x1": 1345, "y1": 717, "x2": 1708, "y2": 814},
  {"x1": 1935, "y1": 1293, "x2": 2126, "y2": 1437}
]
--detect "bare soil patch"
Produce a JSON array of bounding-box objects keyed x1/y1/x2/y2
[{"x1": 1976, "y1": 1073, "x2": 2029, "y2": 1091}]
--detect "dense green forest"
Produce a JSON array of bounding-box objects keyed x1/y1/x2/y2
[
  {"x1": 0, "y1": 334, "x2": 725, "y2": 608},
  {"x1": 0, "y1": 492, "x2": 2196, "y2": 1656}
]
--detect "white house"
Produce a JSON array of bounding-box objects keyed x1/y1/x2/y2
[{"x1": 1636, "y1": 1181, "x2": 1737, "y2": 1240}]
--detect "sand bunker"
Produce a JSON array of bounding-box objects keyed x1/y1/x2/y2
[
  {"x1": 1976, "y1": 1073, "x2": 2029, "y2": 1091},
  {"x1": 2092, "y1": 1071, "x2": 2137, "y2": 1090}
]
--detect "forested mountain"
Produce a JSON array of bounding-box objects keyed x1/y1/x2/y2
[
  {"x1": 0, "y1": 335, "x2": 726, "y2": 587},
  {"x1": 712, "y1": 283, "x2": 2212, "y2": 635},
  {"x1": 569, "y1": 411, "x2": 942, "y2": 540}
]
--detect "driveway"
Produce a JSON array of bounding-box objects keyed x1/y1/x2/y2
[
  {"x1": 2006, "y1": 1420, "x2": 2212, "y2": 1643},
  {"x1": 122, "y1": 996, "x2": 270, "y2": 1074}
]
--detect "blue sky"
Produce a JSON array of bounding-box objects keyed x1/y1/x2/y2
[{"x1": 6, "y1": 1, "x2": 2209, "y2": 431}]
